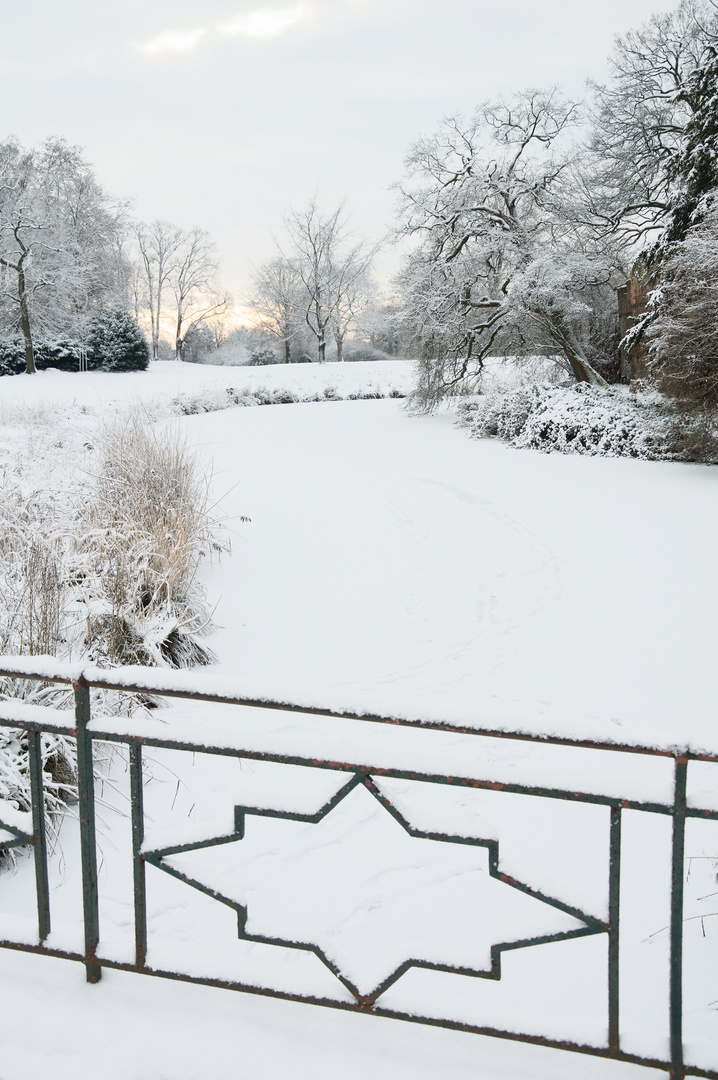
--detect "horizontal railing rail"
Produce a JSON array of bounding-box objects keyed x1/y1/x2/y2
[{"x1": 0, "y1": 659, "x2": 715, "y2": 1080}]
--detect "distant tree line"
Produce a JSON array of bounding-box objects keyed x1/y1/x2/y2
[
  {"x1": 0, "y1": 137, "x2": 233, "y2": 374},
  {"x1": 5, "y1": 0, "x2": 716, "y2": 397}
]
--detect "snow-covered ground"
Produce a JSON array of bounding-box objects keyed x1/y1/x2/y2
[{"x1": 1, "y1": 360, "x2": 718, "y2": 1078}]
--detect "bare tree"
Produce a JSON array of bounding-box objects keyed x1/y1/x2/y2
[
  {"x1": 646, "y1": 198, "x2": 718, "y2": 406},
  {"x1": 172, "y1": 228, "x2": 219, "y2": 358},
  {"x1": 135, "y1": 220, "x2": 183, "y2": 361},
  {"x1": 329, "y1": 248, "x2": 374, "y2": 363},
  {"x1": 179, "y1": 289, "x2": 232, "y2": 360},
  {"x1": 587, "y1": 0, "x2": 718, "y2": 248},
  {"x1": 0, "y1": 143, "x2": 40, "y2": 373},
  {"x1": 396, "y1": 90, "x2": 617, "y2": 408},
  {"x1": 249, "y1": 257, "x2": 302, "y2": 363},
  {"x1": 281, "y1": 201, "x2": 375, "y2": 362}
]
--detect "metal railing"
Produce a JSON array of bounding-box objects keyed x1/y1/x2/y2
[{"x1": 0, "y1": 659, "x2": 717, "y2": 1080}]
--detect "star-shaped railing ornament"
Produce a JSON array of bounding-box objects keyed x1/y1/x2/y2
[{"x1": 144, "y1": 774, "x2": 605, "y2": 1006}]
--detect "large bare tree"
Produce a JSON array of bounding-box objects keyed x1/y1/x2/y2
[
  {"x1": 172, "y1": 228, "x2": 219, "y2": 358},
  {"x1": 134, "y1": 220, "x2": 183, "y2": 361},
  {"x1": 280, "y1": 201, "x2": 375, "y2": 362},
  {"x1": 249, "y1": 257, "x2": 302, "y2": 363},
  {"x1": 587, "y1": 0, "x2": 718, "y2": 249}
]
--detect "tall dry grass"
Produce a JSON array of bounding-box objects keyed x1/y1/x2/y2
[
  {"x1": 0, "y1": 410, "x2": 226, "y2": 849},
  {"x1": 82, "y1": 415, "x2": 219, "y2": 666}
]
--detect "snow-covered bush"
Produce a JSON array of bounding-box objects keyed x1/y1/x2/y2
[
  {"x1": 0, "y1": 313, "x2": 149, "y2": 376},
  {"x1": 85, "y1": 308, "x2": 150, "y2": 372},
  {"x1": 457, "y1": 383, "x2": 718, "y2": 462},
  {"x1": 196, "y1": 341, "x2": 251, "y2": 366},
  {"x1": 341, "y1": 341, "x2": 398, "y2": 363},
  {"x1": 167, "y1": 380, "x2": 407, "y2": 417},
  {"x1": 248, "y1": 348, "x2": 279, "y2": 366},
  {"x1": 0, "y1": 338, "x2": 86, "y2": 376}
]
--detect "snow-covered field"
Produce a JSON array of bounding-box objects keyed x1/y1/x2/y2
[{"x1": 1, "y1": 359, "x2": 718, "y2": 1079}]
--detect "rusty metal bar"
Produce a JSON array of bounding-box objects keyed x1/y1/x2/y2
[
  {"x1": 608, "y1": 806, "x2": 621, "y2": 1051},
  {"x1": 83, "y1": 731, "x2": 681, "y2": 816},
  {"x1": 2, "y1": 931, "x2": 717, "y2": 1077},
  {"x1": 27, "y1": 730, "x2": 50, "y2": 942},
  {"x1": 74, "y1": 678, "x2": 100, "y2": 983},
  {"x1": 4, "y1": 663, "x2": 718, "y2": 763},
  {"x1": 0, "y1": 713, "x2": 695, "y2": 817},
  {"x1": 129, "y1": 741, "x2": 147, "y2": 967},
  {"x1": 670, "y1": 758, "x2": 688, "y2": 1080}
]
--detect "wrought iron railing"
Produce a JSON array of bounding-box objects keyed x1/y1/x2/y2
[{"x1": 0, "y1": 659, "x2": 717, "y2": 1080}]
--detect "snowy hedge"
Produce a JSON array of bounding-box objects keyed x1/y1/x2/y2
[
  {"x1": 0, "y1": 310, "x2": 149, "y2": 376},
  {"x1": 0, "y1": 338, "x2": 86, "y2": 376},
  {"x1": 456, "y1": 383, "x2": 718, "y2": 463}
]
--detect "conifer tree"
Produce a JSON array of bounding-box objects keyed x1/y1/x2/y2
[{"x1": 86, "y1": 308, "x2": 150, "y2": 372}]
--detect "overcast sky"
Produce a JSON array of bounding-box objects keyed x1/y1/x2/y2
[{"x1": 0, "y1": 0, "x2": 679, "y2": 299}]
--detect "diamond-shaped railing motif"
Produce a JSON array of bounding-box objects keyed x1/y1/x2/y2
[{"x1": 146, "y1": 774, "x2": 604, "y2": 1003}]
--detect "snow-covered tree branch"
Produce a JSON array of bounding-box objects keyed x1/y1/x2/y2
[{"x1": 396, "y1": 89, "x2": 622, "y2": 408}]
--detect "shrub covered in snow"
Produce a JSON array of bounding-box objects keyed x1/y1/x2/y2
[
  {"x1": 457, "y1": 382, "x2": 718, "y2": 462},
  {"x1": 0, "y1": 310, "x2": 149, "y2": 376},
  {"x1": 85, "y1": 308, "x2": 150, "y2": 372},
  {"x1": 195, "y1": 341, "x2": 252, "y2": 366},
  {"x1": 0, "y1": 338, "x2": 86, "y2": 376},
  {"x1": 340, "y1": 341, "x2": 399, "y2": 363},
  {"x1": 167, "y1": 380, "x2": 407, "y2": 417},
  {"x1": 248, "y1": 348, "x2": 279, "y2": 366}
]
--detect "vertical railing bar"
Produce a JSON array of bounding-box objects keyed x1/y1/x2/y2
[
  {"x1": 27, "y1": 730, "x2": 51, "y2": 942},
  {"x1": 129, "y1": 741, "x2": 147, "y2": 967},
  {"x1": 670, "y1": 757, "x2": 688, "y2": 1080},
  {"x1": 74, "y1": 677, "x2": 101, "y2": 983},
  {"x1": 608, "y1": 805, "x2": 621, "y2": 1051}
]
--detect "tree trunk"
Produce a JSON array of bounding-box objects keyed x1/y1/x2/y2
[
  {"x1": 565, "y1": 349, "x2": 606, "y2": 386},
  {"x1": 544, "y1": 310, "x2": 607, "y2": 387},
  {"x1": 145, "y1": 259, "x2": 158, "y2": 361},
  {"x1": 154, "y1": 293, "x2": 162, "y2": 362},
  {"x1": 284, "y1": 339, "x2": 291, "y2": 364},
  {"x1": 318, "y1": 329, "x2": 326, "y2": 363},
  {"x1": 17, "y1": 263, "x2": 36, "y2": 375},
  {"x1": 336, "y1": 334, "x2": 344, "y2": 362},
  {"x1": 175, "y1": 309, "x2": 183, "y2": 360}
]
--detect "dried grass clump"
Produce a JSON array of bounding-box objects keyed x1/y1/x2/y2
[
  {"x1": 84, "y1": 415, "x2": 219, "y2": 666},
  {"x1": 0, "y1": 410, "x2": 228, "y2": 842},
  {"x1": 0, "y1": 482, "x2": 68, "y2": 658}
]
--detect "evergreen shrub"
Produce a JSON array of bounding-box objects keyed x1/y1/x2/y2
[
  {"x1": 248, "y1": 348, "x2": 279, "y2": 366},
  {"x1": 85, "y1": 308, "x2": 150, "y2": 372},
  {"x1": 0, "y1": 309, "x2": 150, "y2": 377}
]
